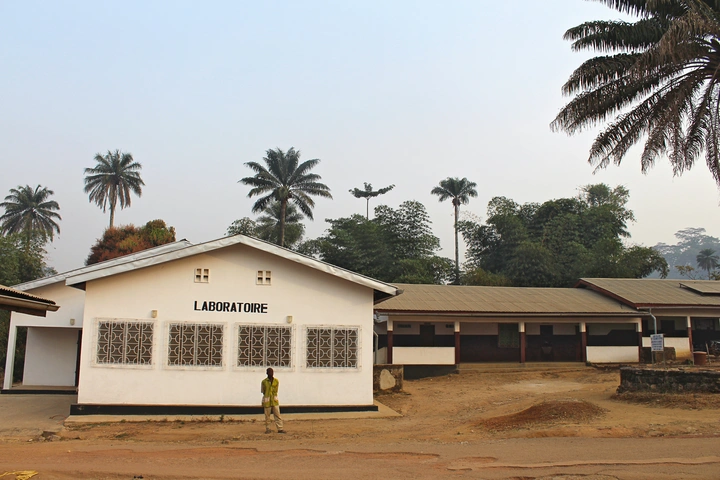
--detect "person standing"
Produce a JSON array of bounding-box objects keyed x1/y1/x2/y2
[{"x1": 261, "y1": 367, "x2": 285, "y2": 434}]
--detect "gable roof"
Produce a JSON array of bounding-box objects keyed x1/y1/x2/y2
[
  {"x1": 0, "y1": 284, "x2": 59, "y2": 317},
  {"x1": 576, "y1": 278, "x2": 720, "y2": 308},
  {"x1": 13, "y1": 240, "x2": 194, "y2": 291},
  {"x1": 375, "y1": 283, "x2": 641, "y2": 317},
  {"x1": 63, "y1": 234, "x2": 401, "y2": 303}
]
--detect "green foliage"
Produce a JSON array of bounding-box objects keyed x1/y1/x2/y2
[
  {"x1": 227, "y1": 201, "x2": 306, "y2": 249},
  {"x1": 84, "y1": 150, "x2": 144, "y2": 228},
  {"x1": 459, "y1": 184, "x2": 668, "y2": 287},
  {"x1": 86, "y1": 220, "x2": 176, "y2": 265},
  {"x1": 696, "y1": 248, "x2": 720, "y2": 278},
  {"x1": 552, "y1": 1, "x2": 720, "y2": 187},
  {"x1": 239, "y1": 147, "x2": 332, "y2": 247},
  {"x1": 0, "y1": 185, "x2": 62, "y2": 243},
  {"x1": 314, "y1": 201, "x2": 453, "y2": 284}
]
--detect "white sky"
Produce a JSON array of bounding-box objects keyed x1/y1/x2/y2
[{"x1": 1, "y1": 1, "x2": 718, "y2": 273}]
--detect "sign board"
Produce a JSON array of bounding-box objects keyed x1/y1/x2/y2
[{"x1": 650, "y1": 334, "x2": 664, "y2": 352}]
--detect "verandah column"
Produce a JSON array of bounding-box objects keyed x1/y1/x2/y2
[
  {"x1": 387, "y1": 319, "x2": 393, "y2": 364},
  {"x1": 2, "y1": 321, "x2": 18, "y2": 390},
  {"x1": 580, "y1": 322, "x2": 587, "y2": 363},
  {"x1": 519, "y1": 322, "x2": 526, "y2": 364},
  {"x1": 687, "y1": 316, "x2": 693, "y2": 354},
  {"x1": 637, "y1": 321, "x2": 643, "y2": 362},
  {"x1": 454, "y1": 321, "x2": 460, "y2": 364}
]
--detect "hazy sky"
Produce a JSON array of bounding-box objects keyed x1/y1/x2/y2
[{"x1": 1, "y1": 1, "x2": 718, "y2": 274}]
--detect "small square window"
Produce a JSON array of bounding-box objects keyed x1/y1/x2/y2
[
  {"x1": 195, "y1": 268, "x2": 210, "y2": 283},
  {"x1": 257, "y1": 270, "x2": 271, "y2": 285}
]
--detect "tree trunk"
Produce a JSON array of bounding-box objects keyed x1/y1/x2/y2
[
  {"x1": 454, "y1": 203, "x2": 460, "y2": 284},
  {"x1": 366, "y1": 199, "x2": 370, "y2": 220},
  {"x1": 109, "y1": 200, "x2": 116, "y2": 229},
  {"x1": 279, "y1": 200, "x2": 287, "y2": 247}
]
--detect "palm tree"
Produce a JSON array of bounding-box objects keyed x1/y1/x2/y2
[
  {"x1": 349, "y1": 183, "x2": 395, "y2": 219},
  {"x1": 697, "y1": 248, "x2": 719, "y2": 278},
  {"x1": 0, "y1": 185, "x2": 61, "y2": 243},
  {"x1": 256, "y1": 201, "x2": 306, "y2": 248},
  {"x1": 552, "y1": 0, "x2": 720, "y2": 188},
  {"x1": 240, "y1": 147, "x2": 332, "y2": 247},
  {"x1": 84, "y1": 150, "x2": 144, "y2": 228},
  {"x1": 431, "y1": 177, "x2": 477, "y2": 284}
]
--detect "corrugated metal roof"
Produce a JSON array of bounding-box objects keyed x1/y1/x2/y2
[
  {"x1": 577, "y1": 278, "x2": 720, "y2": 307},
  {"x1": 0, "y1": 284, "x2": 56, "y2": 304},
  {"x1": 376, "y1": 284, "x2": 639, "y2": 316},
  {"x1": 680, "y1": 281, "x2": 720, "y2": 295}
]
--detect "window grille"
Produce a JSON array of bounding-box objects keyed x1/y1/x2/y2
[
  {"x1": 96, "y1": 320, "x2": 153, "y2": 365},
  {"x1": 256, "y1": 270, "x2": 271, "y2": 285},
  {"x1": 195, "y1": 268, "x2": 210, "y2": 283},
  {"x1": 306, "y1": 327, "x2": 359, "y2": 369},
  {"x1": 237, "y1": 325, "x2": 292, "y2": 367},
  {"x1": 167, "y1": 323, "x2": 223, "y2": 366}
]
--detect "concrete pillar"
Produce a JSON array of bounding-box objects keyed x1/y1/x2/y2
[
  {"x1": 519, "y1": 322, "x2": 526, "y2": 364},
  {"x1": 3, "y1": 320, "x2": 18, "y2": 390},
  {"x1": 454, "y1": 321, "x2": 460, "y2": 364},
  {"x1": 580, "y1": 322, "x2": 587, "y2": 363},
  {"x1": 387, "y1": 319, "x2": 393, "y2": 364},
  {"x1": 687, "y1": 316, "x2": 693, "y2": 353},
  {"x1": 637, "y1": 321, "x2": 643, "y2": 363}
]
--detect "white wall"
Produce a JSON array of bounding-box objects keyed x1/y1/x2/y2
[
  {"x1": 393, "y1": 347, "x2": 455, "y2": 365},
  {"x1": 641, "y1": 336, "x2": 692, "y2": 359},
  {"x1": 23, "y1": 327, "x2": 79, "y2": 386},
  {"x1": 10, "y1": 281, "x2": 85, "y2": 328},
  {"x1": 586, "y1": 346, "x2": 639, "y2": 363},
  {"x1": 78, "y1": 244, "x2": 376, "y2": 407}
]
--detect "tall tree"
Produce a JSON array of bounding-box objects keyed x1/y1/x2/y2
[
  {"x1": 240, "y1": 147, "x2": 332, "y2": 247},
  {"x1": 459, "y1": 184, "x2": 668, "y2": 287},
  {"x1": 349, "y1": 183, "x2": 395, "y2": 219},
  {"x1": 84, "y1": 150, "x2": 144, "y2": 228},
  {"x1": 654, "y1": 227, "x2": 720, "y2": 278},
  {"x1": 0, "y1": 185, "x2": 61, "y2": 243},
  {"x1": 696, "y1": 248, "x2": 719, "y2": 278},
  {"x1": 255, "y1": 201, "x2": 305, "y2": 249},
  {"x1": 552, "y1": 0, "x2": 720, "y2": 188},
  {"x1": 431, "y1": 177, "x2": 477, "y2": 284}
]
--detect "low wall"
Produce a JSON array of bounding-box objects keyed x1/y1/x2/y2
[
  {"x1": 373, "y1": 364, "x2": 403, "y2": 392},
  {"x1": 586, "y1": 346, "x2": 638, "y2": 363},
  {"x1": 393, "y1": 347, "x2": 455, "y2": 365},
  {"x1": 617, "y1": 366, "x2": 720, "y2": 393},
  {"x1": 642, "y1": 337, "x2": 691, "y2": 359}
]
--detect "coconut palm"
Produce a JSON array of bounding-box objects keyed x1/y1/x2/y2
[
  {"x1": 84, "y1": 150, "x2": 144, "y2": 228},
  {"x1": 240, "y1": 147, "x2": 332, "y2": 247},
  {"x1": 0, "y1": 185, "x2": 61, "y2": 242},
  {"x1": 431, "y1": 177, "x2": 478, "y2": 284},
  {"x1": 349, "y1": 183, "x2": 395, "y2": 219},
  {"x1": 696, "y1": 248, "x2": 719, "y2": 278},
  {"x1": 552, "y1": 0, "x2": 720, "y2": 188}
]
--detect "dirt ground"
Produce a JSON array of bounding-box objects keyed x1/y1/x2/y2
[{"x1": 2, "y1": 367, "x2": 720, "y2": 479}]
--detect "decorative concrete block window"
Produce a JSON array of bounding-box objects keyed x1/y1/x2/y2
[
  {"x1": 195, "y1": 268, "x2": 210, "y2": 283},
  {"x1": 305, "y1": 327, "x2": 359, "y2": 369},
  {"x1": 256, "y1": 270, "x2": 271, "y2": 285},
  {"x1": 96, "y1": 320, "x2": 153, "y2": 366},
  {"x1": 167, "y1": 323, "x2": 223, "y2": 367},
  {"x1": 237, "y1": 324, "x2": 292, "y2": 368}
]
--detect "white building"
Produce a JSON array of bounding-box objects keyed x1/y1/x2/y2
[{"x1": 3, "y1": 236, "x2": 399, "y2": 414}]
